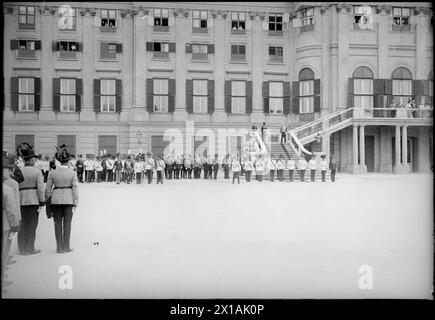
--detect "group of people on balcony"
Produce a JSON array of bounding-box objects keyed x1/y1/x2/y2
[{"x1": 386, "y1": 98, "x2": 433, "y2": 118}]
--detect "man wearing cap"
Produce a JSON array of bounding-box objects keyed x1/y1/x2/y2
[
  {"x1": 145, "y1": 152, "x2": 155, "y2": 184},
  {"x1": 297, "y1": 155, "x2": 307, "y2": 182},
  {"x1": 45, "y1": 148, "x2": 79, "y2": 254},
  {"x1": 76, "y1": 154, "x2": 84, "y2": 183},
  {"x1": 17, "y1": 146, "x2": 45, "y2": 255},
  {"x1": 308, "y1": 155, "x2": 317, "y2": 182}
]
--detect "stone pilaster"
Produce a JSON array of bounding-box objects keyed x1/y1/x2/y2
[
  {"x1": 80, "y1": 8, "x2": 97, "y2": 121},
  {"x1": 377, "y1": 5, "x2": 390, "y2": 78},
  {"x1": 212, "y1": 10, "x2": 228, "y2": 122},
  {"x1": 120, "y1": 9, "x2": 134, "y2": 122}
]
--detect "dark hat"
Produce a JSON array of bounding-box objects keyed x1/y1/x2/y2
[
  {"x1": 21, "y1": 148, "x2": 38, "y2": 160},
  {"x1": 59, "y1": 144, "x2": 67, "y2": 149},
  {"x1": 321, "y1": 154, "x2": 326, "y2": 159},
  {"x1": 55, "y1": 146, "x2": 71, "y2": 163},
  {"x1": 3, "y1": 158, "x2": 12, "y2": 169}
]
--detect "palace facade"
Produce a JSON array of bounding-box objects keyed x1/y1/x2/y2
[{"x1": 2, "y1": 2, "x2": 433, "y2": 173}]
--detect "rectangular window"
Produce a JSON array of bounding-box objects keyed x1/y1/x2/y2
[
  {"x1": 299, "y1": 80, "x2": 314, "y2": 113},
  {"x1": 18, "y1": 77, "x2": 35, "y2": 111},
  {"x1": 231, "y1": 12, "x2": 246, "y2": 30},
  {"x1": 393, "y1": 79, "x2": 412, "y2": 105},
  {"x1": 192, "y1": 44, "x2": 208, "y2": 60},
  {"x1": 100, "y1": 79, "x2": 116, "y2": 112},
  {"x1": 153, "y1": 79, "x2": 169, "y2": 112},
  {"x1": 354, "y1": 79, "x2": 373, "y2": 108},
  {"x1": 60, "y1": 78, "x2": 76, "y2": 112},
  {"x1": 268, "y1": 14, "x2": 283, "y2": 31},
  {"x1": 268, "y1": 46, "x2": 283, "y2": 62},
  {"x1": 269, "y1": 82, "x2": 283, "y2": 114},
  {"x1": 301, "y1": 8, "x2": 314, "y2": 26},
  {"x1": 231, "y1": 45, "x2": 246, "y2": 61},
  {"x1": 59, "y1": 41, "x2": 79, "y2": 58},
  {"x1": 154, "y1": 8, "x2": 169, "y2": 26},
  {"x1": 153, "y1": 42, "x2": 169, "y2": 52},
  {"x1": 231, "y1": 81, "x2": 246, "y2": 113},
  {"x1": 392, "y1": 7, "x2": 411, "y2": 31},
  {"x1": 193, "y1": 80, "x2": 208, "y2": 113},
  {"x1": 193, "y1": 10, "x2": 208, "y2": 29},
  {"x1": 59, "y1": 6, "x2": 76, "y2": 30},
  {"x1": 18, "y1": 6, "x2": 35, "y2": 29},
  {"x1": 17, "y1": 40, "x2": 36, "y2": 57},
  {"x1": 101, "y1": 9, "x2": 116, "y2": 28}
]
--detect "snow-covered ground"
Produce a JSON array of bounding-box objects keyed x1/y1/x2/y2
[{"x1": 3, "y1": 173, "x2": 433, "y2": 299}]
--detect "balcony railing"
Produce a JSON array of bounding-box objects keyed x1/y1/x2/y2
[{"x1": 354, "y1": 107, "x2": 433, "y2": 119}]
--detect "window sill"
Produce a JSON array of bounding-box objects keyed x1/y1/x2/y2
[
  {"x1": 58, "y1": 57, "x2": 79, "y2": 62},
  {"x1": 98, "y1": 58, "x2": 119, "y2": 63},
  {"x1": 17, "y1": 110, "x2": 37, "y2": 113},
  {"x1": 16, "y1": 55, "x2": 38, "y2": 60},
  {"x1": 192, "y1": 112, "x2": 210, "y2": 115},
  {"x1": 267, "y1": 60, "x2": 285, "y2": 65},
  {"x1": 58, "y1": 28, "x2": 78, "y2": 33},
  {"x1": 229, "y1": 60, "x2": 248, "y2": 64},
  {"x1": 230, "y1": 29, "x2": 247, "y2": 35},
  {"x1": 100, "y1": 27, "x2": 117, "y2": 33},
  {"x1": 190, "y1": 59, "x2": 210, "y2": 63}
]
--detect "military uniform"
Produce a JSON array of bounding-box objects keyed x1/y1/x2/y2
[
  {"x1": 243, "y1": 158, "x2": 253, "y2": 182},
  {"x1": 320, "y1": 156, "x2": 328, "y2": 182},
  {"x1": 297, "y1": 158, "x2": 307, "y2": 182},
  {"x1": 308, "y1": 157, "x2": 317, "y2": 182},
  {"x1": 286, "y1": 159, "x2": 296, "y2": 182},
  {"x1": 276, "y1": 157, "x2": 285, "y2": 181}
]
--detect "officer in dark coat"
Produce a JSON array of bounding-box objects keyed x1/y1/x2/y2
[
  {"x1": 45, "y1": 147, "x2": 79, "y2": 253},
  {"x1": 17, "y1": 144, "x2": 45, "y2": 255}
]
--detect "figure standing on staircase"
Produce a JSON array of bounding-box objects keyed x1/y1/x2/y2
[
  {"x1": 280, "y1": 122, "x2": 288, "y2": 144},
  {"x1": 297, "y1": 155, "x2": 307, "y2": 182},
  {"x1": 309, "y1": 155, "x2": 317, "y2": 182}
]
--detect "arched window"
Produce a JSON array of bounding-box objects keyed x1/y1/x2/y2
[
  {"x1": 353, "y1": 66, "x2": 374, "y2": 108},
  {"x1": 392, "y1": 67, "x2": 412, "y2": 106},
  {"x1": 299, "y1": 68, "x2": 314, "y2": 113}
]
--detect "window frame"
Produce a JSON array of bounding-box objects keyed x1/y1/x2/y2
[
  {"x1": 353, "y1": 66, "x2": 374, "y2": 109},
  {"x1": 18, "y1": 77, "x2": 35, "y2": 112},
  {"x1": 231, "y1": 80, "x2": 246, "y2": 114},
  {"x1": 392, "y1": 7, "x2": 411, "y2": 31},
  {"x1": 60, "y1": 78, "x2": 76, "y2": 112},
  {"x1": 101, "y1": 9, "x2": 117, "y2": 28},
  {"x1": 392, "y1": 67, "x2": 413, "y2": 106},
  {"x1": 301, "y1": 8, "x2": 314, "y2": 26},
  {"x1": 153, "y1": 8, "x2": 169, "y2": 27},
  {"x1": 231, "y1": 12, "x2": 246, "y2": 30},
  {"x1": 268, "y1": 13, "x2": 283, "y2": 31},
  {"x1": 59, "y1": 6, "x2": 76, "y2": 31},
  {"x1": 153, "y1": 78, "x2": 169, "y2": 113},
  {"x1": 268, "y1": 46, "x2": 283, "y2": 62},
  {"x1": 230, "y1": 44, "x2": 246, "y2": 61},
  {"x1": 269, "y1": 81, "x2": 284, "y2": 114},
  {"x1": 192, "y1": 79, "x2": 208, "y2": 113},
  {"x1": 100, "y1": 78, "x2": 116, "y2": 113},
  {"x1": 18, "y1": 6, "x2": 35, "y2": 29},
  {"x1": 192, "y1": 10, "x2": 208, "y2": 29}
]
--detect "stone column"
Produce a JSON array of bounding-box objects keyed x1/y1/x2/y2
[
  {"x1": 131, "y1": 7, "x2": 148, "y2": 122},
  {"x1": 39, "y1": 6, "x2": 56, "y2": 121},
  {"x1": 414, "y1": 7, "x2": 430, "y2": 79},
  {"x1": 322, "y1": 134, "x2": 331, "y2": 160},
  {"x1": 173, "y1": 8, "x2": 189, "y2": 121},
  {"x1": 250, "y1": 12, "x2": 266, "y2": 123},
  {"x1": 212, "y1": 10, "x2": 228, "y2": 122},
  {"x1": 352, "y1": 125, "x2": 359, "y2": 172},
  {"x1": 80, "y1": 8, "x2": 96, "y2": 121},
  {"x1": 359, "y1": 125, "x2": 367, "y2": 172},
  {"x1": 329, "y1": 4, "x2": 338, "y2": 110},
  {"x1": 320, "y1": 5, "x2": 330, "y2": 114},
  {"x1": 401, "y1": 125, "x2": 410, "y2": 172},
  {"x1": 336, "y1": 4, "x2": 351, "y2": 109},
  {"x1": 394, "y1": 125, "x2": 401, "y2": 173}
]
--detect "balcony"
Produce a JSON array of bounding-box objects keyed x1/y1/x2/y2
[
  {"x1": 268, "y1": 30, "x2": 283, "y2": 37},
  {"x1": 192, "y1": 52, "x2": 208, "y2": 60},
  {"x1": 153, "y1": 25, "x2": 169, "y2": 32},
  {"x1": 18, "y1": 23, "x2": 35, "y2": 30},
  {"x1": 300, "y1": 24, "x2": 314, "y2": 32},
  {"x1": 17, "y1": 49, "x2": 35, "y2": 57},
  {"x1": 268, "y1": 55, "x2": 283, "y2": 63},
  {"x1": 230, "y1": 54, "x2": 246, "y2": 62},
  {"x1": 153, "y1": 51, "x2": 169, "y2": 59},
  {"x1": 231, "y1": 29, "x2": 246, "y2": 35},
  {"x1": 192, "y1": 27, "x2": 208, "y2": 34},
  {"x1": 100, "y1": 26, "x2": 117, "y2": 33},
  {"x1": 59, "y1": 51, "x2": 77, "y2": 59}
]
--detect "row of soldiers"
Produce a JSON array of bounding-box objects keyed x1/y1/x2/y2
[
  {"x1": 3, "y1": 143, "x2": 79, "y2": 291},
  {"x1": 67, "y1": 151, "x2": 338, "y2": 184}
]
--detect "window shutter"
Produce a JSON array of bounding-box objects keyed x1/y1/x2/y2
[
  {"x1": 207, "y1": 80, "x2": 214, "y2": 114},
  {"x1": 314, "y1": 79, "x2": 320, "y2": 112},
  {"x1": 423, "y1": 80, "x2": 429, "y2": 96},
  {"x1": 186, "y1": 43, "x2": 192, "y2": 54},
  {"x1": 34, "y1": 78, "x2": 41, "y2": 111},
  {"x1": 186, "y1": 79, "x2": 193, "y2": 113},
  {"x1": 168, "y1": 79, "x2": 175, "y2": 113},
  {"x1": 169, "y1": 43, "x2": 176, "y2": 53},
  {"x1": 224, "y1": 80, "x2": 231, "y2": 114},
  {"x1": 283, "y1": 81, "x2": 290, "y2": 114},
  {"x1": 292, "y1": 81, "x2": 299, "y2": 114},
  {"x1": 115, "y1": 79, "x2": 122, "y2": 113},
  {"x1": 76, "y1": 42, "x2": 83, "y2": 52},
  {"x1": 11, "y1": 77, "x2": 19, "y2": 111},
  {"x1": 76, "y1": 78, "x2": 82, "y2": 112},
  {"x1": 94, "y1": 79, "x2": 101, "y2": 113},
  {"x1": 347, "y1": 78, "x2": 354, "y2": 108},
  {"x1": 116, "y1": 43, "x2": 123, "y2": 53},
  {"x1": 10, "y1": 39, "x2": 19, "y2": 50},
  {"x1": 52, "y1": 41, "x2": 60, "y2": 52},
  {"x1": 412, "y1": 80, "x2": 424, "y2": 96},
  {"x1": 373, "y1": 79, "x2": 384, "y2": 95},
  {"x1": 384, "y1": 79, "x2": 392, "y2": 95},
  {"x1": 53, "y1": 78, "x2": 60, "y2": 112},
  {"x1": 262, "y1": 81, "x2": 269, "y2": 114},
  {"x1": 35, "y1": 40, "x2": 41, "y2": 50},
  {"x1": 373, "y1": 95, "x2": 384, "y2": 108},
  {"x1": 207, "y1": 44, "x2": 215, "y2": 54},
  {"x1": 146, "y1": 78, "x2": 153, "y2": 113},
  {"x1": 146, "y1": 42, "x2": 154, "y2": 51},
  {"x1": 246, "y1": 81, "x2": 252, "y2": 114}
]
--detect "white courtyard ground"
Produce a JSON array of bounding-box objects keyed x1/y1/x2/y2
[{"x1": 2, "y1": 173, "x2": 433, "y2": 299}]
